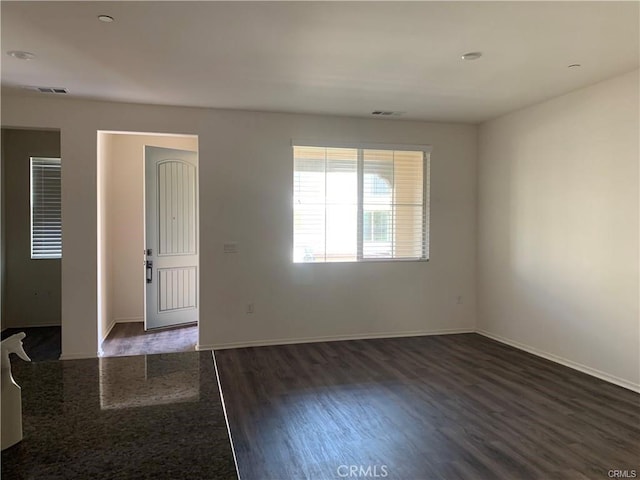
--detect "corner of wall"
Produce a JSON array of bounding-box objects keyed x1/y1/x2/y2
[
  {"x1": 475, "y1": 70, "x2": 640, "y2": 388},
  {"x1": 472, "y1": 123, "x2": 481, "y2": 333},
  {"x1": 1, "y1": 129, "x2": 6, "y2": 332}
]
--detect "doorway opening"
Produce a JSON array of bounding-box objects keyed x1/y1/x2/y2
[
  {"x1": 1, "y1": 127, "x2": 62, "y2": 362},
  {"x1": 97, "y1": 131, "x2": 199, "y2": 357}
]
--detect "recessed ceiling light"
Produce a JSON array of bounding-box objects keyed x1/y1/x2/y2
[
  {"x1": 461, "y1": 52, "x2": 482, "y2": 61},
  {"x1": 98, "y1": 15, "x2": 114, "y2": 23},
  {"x1": 7, "y1": 50, "x2": 35, "y2": 60},
  {"x1": 568, "y1": 64, "x2": 581, "y2": 68}
]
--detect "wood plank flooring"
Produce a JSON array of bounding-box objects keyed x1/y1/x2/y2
[
  {"x1": 215, "y1": 333, "x2": 640, "y2": 480},
  {"x1": 101, "y1": 322, "x2": 197, "y2": 357}
]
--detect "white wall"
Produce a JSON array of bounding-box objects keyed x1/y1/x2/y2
[
  {"x1": 97, "y1": 131, "x2": 110, "y2": 343},
  {"x1": 99, "y1": 133, "x2": 198, "y2": 339},
  {"x1": 478, "y1": 70, "x2": 639, "y2": 391},
  {"x1": 1, "y1": 96, "x2": 477, "y2": 357}
]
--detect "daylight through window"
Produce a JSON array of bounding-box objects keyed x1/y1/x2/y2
[
  {"x1": 293, "y1": 145, "x2": 429, "y2": 263},
  {"x1": 31, "y1": 157, "x2": 62, "y2": 259}
]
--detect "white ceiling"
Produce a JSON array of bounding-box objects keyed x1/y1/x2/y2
[{"x1": 2, "y1": 1, "x2": 638, "y2": 123}]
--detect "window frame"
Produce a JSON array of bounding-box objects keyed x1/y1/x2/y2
[
  {"x1": 292, "y1": 141, "x2": 431, "y2": 264},
  {"x1": 30, "y1": 156, "x2": 62, "y2": 260},
  {"x1": 363, "y1": 210, "x2": 392, "y2": 243}
]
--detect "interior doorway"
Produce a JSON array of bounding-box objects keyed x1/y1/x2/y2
[
  {"x1": 1, "y1": 128, "x2": 62, "y2": 361},
  {"x1": 97, "y1": 131, "x2": 199, "y2": 357}
]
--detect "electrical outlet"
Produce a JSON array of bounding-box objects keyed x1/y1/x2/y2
[
  {"x1": 246, "y1": 303, "x2": 254, "y2": 314},
  {"x1": 456, "y1": 296, "x2": 463, "y2": 305}
]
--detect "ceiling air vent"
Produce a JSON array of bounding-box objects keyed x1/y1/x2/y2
[
  {"x1": 371, "y1": 111, "x2": 404, "y2": 116},
  {"x1": 30, "y1": 86, "x2": 68, "y2": 94}
]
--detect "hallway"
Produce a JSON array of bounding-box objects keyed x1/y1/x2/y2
[{"x1": 101, "y1": 322, "x2": 197, "y2": 357}]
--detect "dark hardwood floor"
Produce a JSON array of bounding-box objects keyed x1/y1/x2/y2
[
  {"x1": 215, "y1": 333, "x2": 640, "y2": 480},
  {"x1": 1, "y1": 326, "x2": 61, "y2": 362},
  {"x1": 101, "y1": 322, "x2": 197, "y2": 357}
]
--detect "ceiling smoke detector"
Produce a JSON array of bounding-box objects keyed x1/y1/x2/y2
[
  {"x1": 98, "y1": 15, "x2": 114, "y2": 23},
  {"x1": 461, "y1": 52, "x2": 483, "y2": 61}
]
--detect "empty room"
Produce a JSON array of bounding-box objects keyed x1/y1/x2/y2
[{"x1": 1, "y1": 2, "x2": 638, "y2": 479}]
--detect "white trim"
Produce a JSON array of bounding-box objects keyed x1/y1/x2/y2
[
  {"x1": 211, "y1": 351, "x2": 242, "y2": 480},
  {"x1": 114, "y1": 316, "x2": 144, "y2": 323},
  {"x1": 100, "y1": 317, "x2": 117, "y2": 345},
  {"x1": 196, "y1": 327, "x2": 474, "y2": 351},
  {"x1": 98, "y1": 130, "x2": 198, "y2": 139},
  {"x1": 477, "y1": 330, "x2": 640, "y2": 393},
  {"x1": 291, "y1": 139, "x2": 433, "y2": 153},
  {"x1": 198, "y1": 328, "x2": 639, "y2": 393},
  {"x1": 59, "y1": 351, "x2": 100, "y2": 360},
  {"x1": 97, "y1": 317, "x2": 141, "y2": 350}
]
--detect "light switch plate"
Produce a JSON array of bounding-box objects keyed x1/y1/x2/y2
[{"x1": 224, "y1": 242, "x2": 238, "y2": 254}]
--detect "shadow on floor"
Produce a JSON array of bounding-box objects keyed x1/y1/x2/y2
[{"x1": 1, "y1": 326, "x2": 61, "y2": 362}]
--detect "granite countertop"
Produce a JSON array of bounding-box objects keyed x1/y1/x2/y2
[{"x1": 1, "y1": 351, "x2": 238, "y2": 480}]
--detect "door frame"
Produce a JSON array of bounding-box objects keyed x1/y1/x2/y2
[{"x1": 96, "y1": 130, "x2": 199, "y2": 354}]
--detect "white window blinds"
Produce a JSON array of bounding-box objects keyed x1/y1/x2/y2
[
  {"x1": 293, "y1": 145, "x2": 429, "y2": 263},
  {"x1": 30, "y1": 157, "x2": 62, "y2": 259}
]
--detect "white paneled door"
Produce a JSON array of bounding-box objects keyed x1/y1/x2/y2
[{"x1": 144, "y1": 146, "x2": 199, "y2": 330}]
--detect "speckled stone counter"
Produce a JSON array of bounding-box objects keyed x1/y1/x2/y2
[{"x1": 1, "y1": 351, "x2": 238, "y2": 480}]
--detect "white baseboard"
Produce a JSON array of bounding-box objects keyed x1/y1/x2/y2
[
  {"x1": 51, "y1": 323, "x2": 640, "y2": 394},
  {"x1": 98, "y1": 316, "x2": 141, "y2": 345},
  {"x1": 99, "y1": 317, "x2": 117, "y2": 345},
  {"x1": 477, "y1": 330, "x2": 640, "y2": 393},
  {"x1": 114, "y1": 316, "x2": 144, "y2": 323},
  {"x1": 196, "y1": 327, "x2": 475, "y2": 351}
]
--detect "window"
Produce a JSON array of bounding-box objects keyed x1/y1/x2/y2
[
  {"x1": 363, "y1": 211, "x2": 391, "y2": 242},
  {"x1": 293, "y1": 144, "x2": 429, "y2": 263},
  {"x1": 30, "y1": 157, "x2": 62, "y2": 259}
]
